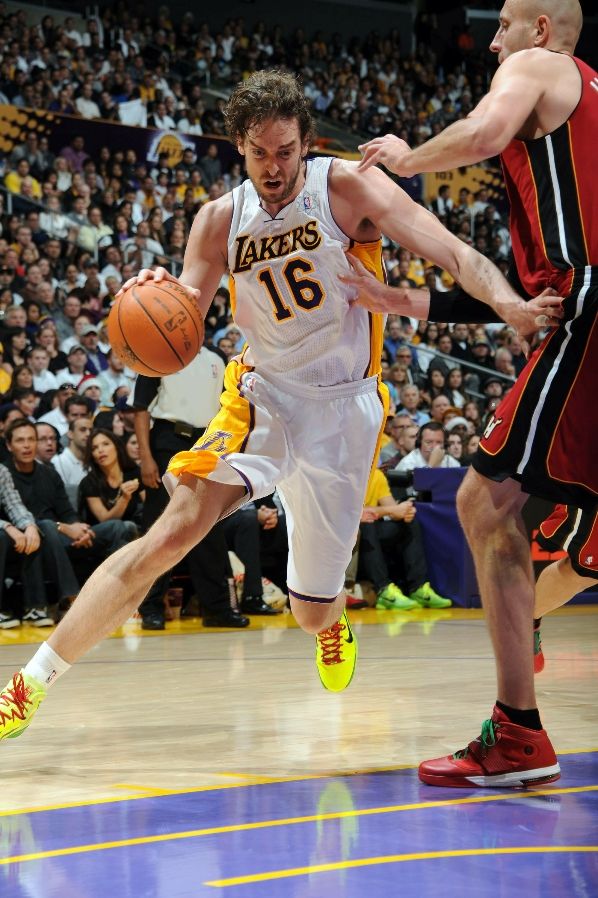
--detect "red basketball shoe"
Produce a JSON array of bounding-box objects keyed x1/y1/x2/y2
[{"x1": 418, "y1": 706, "x2": 560, "y2": 788}]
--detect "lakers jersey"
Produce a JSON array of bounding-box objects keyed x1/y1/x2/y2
[
  {"x1": 501, "y1": 56, "x2": 598, "y2": 297},
  {"x1": 227, "y1": 156, "x2": 384, "y2": 388}
]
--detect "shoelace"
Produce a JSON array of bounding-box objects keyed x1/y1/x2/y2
[
  {"x1": 453, "y1": 718, "x2": 498, "y2": 760},
  {"x1": 0, "y1": 673, "x2": 30, "y2": 726},
  {"x1": 317, "y1": 621, "x2": 346, "y2": 666}
]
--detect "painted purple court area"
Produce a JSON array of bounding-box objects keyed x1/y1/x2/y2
[{"x1": 1, "y1": 752, "x2": 597, "y2": 898}]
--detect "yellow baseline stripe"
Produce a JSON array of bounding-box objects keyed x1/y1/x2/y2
[
  {"x1": 0, "y1": 765, "x2": 415, "y2": 818},
  {"x1": 206, "y1": 846, "x2": 598, "y2": 887},
  {"x1": 2, "y1": 746, "x2": 597, "y2": 818},
  {"x1": 1, "y1": 785, "x2": 596, "y2": 867}
]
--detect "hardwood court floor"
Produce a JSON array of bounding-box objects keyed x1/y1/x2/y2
[{"x1": 0, "y1": 606, "x2": 596, "y2": 897}]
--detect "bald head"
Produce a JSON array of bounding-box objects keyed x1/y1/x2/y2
[
  {"x1": 530, "y1": 0, "x2": 583, "y2": 50},
  {"x1": 493, "y1": 0, "x2": 583, "y2": 59}
]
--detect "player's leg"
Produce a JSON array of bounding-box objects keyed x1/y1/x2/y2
[
  {"x1": 535, "y1": 557, "x2": 598, "y2": 617},
  {"x1": 419, "y1": 468, "x2": 559, "y2": 787},
  {"x1": 49, "y1": 476, "x2": 245, "y2": 662},
  {"x1": 533, "y1": 506, "x2": 598, "y2": 671},
  {"x1": 0, "y1": 476, "x2": 245, "y2": 740}
]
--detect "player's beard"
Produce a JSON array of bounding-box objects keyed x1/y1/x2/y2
[{"x1": 256, "y1": 157, "x2": 306, "y2": 206}]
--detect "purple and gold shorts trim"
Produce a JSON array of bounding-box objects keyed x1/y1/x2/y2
[{"x1": 288, "y1": 588, "x2": 338, "y2": 604}]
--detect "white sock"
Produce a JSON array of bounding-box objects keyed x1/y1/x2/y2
[{"x1": 24, "y1": 643, "x2": 71, "y2": 687}]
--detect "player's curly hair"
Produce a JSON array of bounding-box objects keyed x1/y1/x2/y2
[{"x1": 224, "y1": 70, "x2": 315, "y2": 146}]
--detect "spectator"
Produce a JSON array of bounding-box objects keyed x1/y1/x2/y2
[
  {"x1": 446, "y1": 431, "x2": 464, "y2": 464},
  {"x1": 0, "y1": 461, "x2": 52, "y2": 629},
  {"x1": 59, "y1": 135, "x2": 90, "y2": 173},
  {"x1": 446, "y1": 366, "x2": 467, "y2": 408},
  {"x1": 78, "y1": 325, "x2": 108, "y2": 375},
  {"x1": 77, "y1": 206, "x2": 114, "y2": 254},
  {"x1": 37, "y1": 388, "x2": 81, "y2": 437},
  {"x1": 55, "y1": 344, "x2": 92, "y2": 388},
  {"x1": 27, "y1": 347, "x2": 58, "y2": 393},
  {"x1": 2, "y1": 327, "x2": 29, "y2": 371},
  {"x1": 34, "y1": 421, "x2": 60, "y2": 465},
  {"x1": 78, "y1": 428, "x2": 143, "y2": 532},
  {"x1": 198, "y1": 142, "x2": 222, "y2": 187},
  {"x1": 379, "y1": 413, "x2": 415, "y2": 466},
  {"x1": 221, "y1": 505, "x2": 282, "y2": 615},
  {"x1": 75, "y1": 83, "x2": 101, "y2": 119},
  {"x1": 10, "y1": 386, "x2": 37, "y2": 422},
  {"x1": 396, "y1": 421, "x2": 460, "y2": 472},
  {"x1": 35, "y1": 324, "x2": 68, "y2": 374},
  {"x1": 359, "y1": 464, "x2": 452, "y2": 610},
  {"x1": 5, "y1": 418, "x2": 135, "y2": 614},
  {"x1": 95, "y1": 349, "x2": 132, "y2": 405},
  {"x1": 450, "y1": 322, "x2": 474, "y2": 363},
  {"x1": 51, "y1": 415, "x2": 93, "y2": 508},
  {"x1": 397, "y1": 384, "x2": 430, "y2": 427}
]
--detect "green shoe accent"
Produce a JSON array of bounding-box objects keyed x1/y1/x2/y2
[
  {"x1": 410, "y1": 582, "x2": 452, "y2": 609},
  {"x1": 376, "y1": 583, "x2": 418, "y2": 610}
]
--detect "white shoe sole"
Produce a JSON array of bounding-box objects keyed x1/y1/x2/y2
[{"x1": 465, "y1": 763, "x2": 561, "y2": 787}]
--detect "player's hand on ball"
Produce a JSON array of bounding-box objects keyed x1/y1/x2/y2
[{"x1": 117, "y1": 267, "x2": 201, "y2": 308}]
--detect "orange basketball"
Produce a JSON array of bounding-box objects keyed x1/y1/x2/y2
[{"x1": 107, "y1": 280, "x2": 204, "y2": 376}]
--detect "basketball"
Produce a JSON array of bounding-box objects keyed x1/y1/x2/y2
[{"x1": 107, "y1": 280, "x2": 204, "y2": 376}]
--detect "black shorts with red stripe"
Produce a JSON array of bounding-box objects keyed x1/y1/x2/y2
[
  {"x1": 473, "y1": 267, "x2": 598, "y2": 511},
  {"x1": 537, "y1": 504, "x2": 598, "y2": 579}
]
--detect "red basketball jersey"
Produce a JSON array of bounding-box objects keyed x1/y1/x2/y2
[{"x1": 500, "y1": 56, "x2": 598, "y2": 297}]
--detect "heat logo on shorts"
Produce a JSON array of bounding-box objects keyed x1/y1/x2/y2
[{"x1": 483, "y1": 415, "x2": 503, "y2": 440}]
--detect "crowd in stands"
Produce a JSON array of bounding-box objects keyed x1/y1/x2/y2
[{"x1": 0, "y1": 4, "x2": 534, "y2": 624}]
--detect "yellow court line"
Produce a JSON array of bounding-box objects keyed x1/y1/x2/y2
[
  {"x1": 0, "y1": 764, "x2": 415, "y2": 818},
  {"x1": 2, "y1": 748, "x2": 597, "y2": 817},
  {"x1": 1, "y1": 785, "x2": 597, "y2": 867},
  {"x1": 205, "y1": 846, "x2": 598, "y2": 888}
]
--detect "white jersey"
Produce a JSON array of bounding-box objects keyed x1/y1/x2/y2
[{"x1": 227, "y1": 156, "x2": 384, "y2": 388}]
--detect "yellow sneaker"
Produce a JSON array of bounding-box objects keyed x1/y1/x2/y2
[
  {"x1": 0, "y1": 671, "x2": 46, "y2": 740},
  {"x1": 315, "y1": 610, "x2": 357, "y2": 692}
]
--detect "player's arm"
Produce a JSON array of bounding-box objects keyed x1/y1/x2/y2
[
  {"x1": 336, "y1": 165, "x2": 562, "y2": 332},
  {"x1": 117, "y1": 195, "x2": 232, "y2": 320},
  {"x1": 358, "y1": 50, "x2": 546, "y2": 175}
]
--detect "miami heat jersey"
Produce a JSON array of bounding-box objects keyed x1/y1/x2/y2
[
  {"x1": 227, "y1": 156, "x2": 384, "y2": 388},
  {"x1": 501, "y1": 56, "x2": 598, "y2": 297}
]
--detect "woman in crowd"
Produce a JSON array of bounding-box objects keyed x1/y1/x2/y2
[
  {"x1": 462, "y1": 433, "x2": 482, "y2": 466},
  {"x1": 446, "y1": 432, "x2": 464, "y2": 464},
  {"x1": 414, "y1": 322, "x2": 440, "y2": 373},
  {"x1": 79, "y1": 428, "x2": 143, "y2": 532},
  {"x1": 421, "y1": 364, "x2": 449, "y2": 407},
  {"x1": 2, "y1": 327, "x2": 29, "y2": 372},
  {"x1": 446, "y1": 366, "x2": 467, "y2": 408},
  {"x1": 35, "y1": 323, "x2": 68, "y2": 373},
  {"x1": 463, "y1": 399, "x2": 482, "y2": 428},
  {"x1": 9, "y1": 364, "x2": 34, "y2": 393}
]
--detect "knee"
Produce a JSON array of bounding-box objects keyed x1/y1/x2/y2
[{"x1": 291, "y1": 596, "x2": 338, "y2": 634}]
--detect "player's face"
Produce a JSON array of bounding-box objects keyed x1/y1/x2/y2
[
  {"x1": 490, "y1": 1, "x2": 537, "y2": 63},
  {"x1": 239, "y1": 117, "x2": 308, "y2": 212}
]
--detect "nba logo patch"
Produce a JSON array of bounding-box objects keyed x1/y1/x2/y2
[{"x1": 302, "y1": 192, "x2": 316, "y2": 212}]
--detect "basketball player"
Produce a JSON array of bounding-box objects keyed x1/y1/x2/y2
[
  {"x1": 356, "y1": 0, "x2": 596, "y2": 787},
  {"x1": 0, "y1": 70, "x2": 559, "y2": 741}
]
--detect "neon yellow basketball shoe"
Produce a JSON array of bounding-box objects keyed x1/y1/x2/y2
[
  {"x1": 0, "y1": 671, "x2": 46, "y2": 740},
  {"x1": 315, "y1": 610, "x2": 358, "y2": 692}
]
